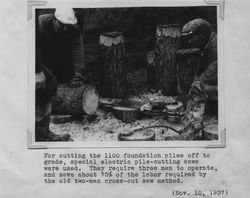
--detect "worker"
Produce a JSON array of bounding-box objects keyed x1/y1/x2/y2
[
  {"x1": 37, "y1": 7, "x2": 87, "y2": 87},
  {"x1": 167, "y1": 18, "x2": 217, "y2": 140},
  {"x1": 35, "y1": 56, "x2": 72, "y2": 141},
  {"x1": 35, "y1": 7, "x2": 86, "y2": 141}
]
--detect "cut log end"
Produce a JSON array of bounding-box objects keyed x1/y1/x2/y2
[
  {"x1": 82, "y1": 87, "x2": 99, "y2": 115},
  {"x1": 52, "y1": 84, "x2": 99, "y2": 115},
  {"x1": 99, "y1": 32, "x2": 124, "y2": 47}
]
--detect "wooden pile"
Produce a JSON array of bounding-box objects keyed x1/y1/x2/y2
[
  {"x1": 52, "y1": 84, "x2": 99, "y2": 115},
  {"x1": 154, "y1": 24, "x2": 181, "y2": 95},
  {"x1": 99, "y1": 32, "x2": 128, "y2": 98}
]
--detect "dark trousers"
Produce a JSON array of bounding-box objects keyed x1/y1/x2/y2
[
  {"x1": 35, "y1": 67, "x2": 57, "y2": 141},
  {"x1": 184, "y1": 61, "x2": 217, "y2": 139}
]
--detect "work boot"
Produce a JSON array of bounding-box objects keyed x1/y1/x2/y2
[{"x1": 36, "y1": 113, "x2": 72, "y2": 142}]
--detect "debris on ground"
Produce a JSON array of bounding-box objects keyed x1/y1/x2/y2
[{"x1": 50, "y1": 68, "x2": 218, "y2": 141}]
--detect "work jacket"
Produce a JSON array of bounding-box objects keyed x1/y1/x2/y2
[
  {"x1": 197, "y1": 32, "x2": 217, "y2": 86},
  {"x1": 36, "y1": 14, "x2": 85, "y2": 83}
]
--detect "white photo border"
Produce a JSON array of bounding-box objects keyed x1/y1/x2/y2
[{"x1": 28, "y1": 0, "x2": 225, "y2": 149}]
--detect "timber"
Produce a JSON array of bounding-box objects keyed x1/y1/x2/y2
[
  {"x1": 99, "y1": 32, "x2": 128, "y2": 98},
  {"x1": 52, "y1": 84, "x2": 99, "y2": 115},
  {"x1": 155, "y1": 24, "x2": 181, "y2": 95}
]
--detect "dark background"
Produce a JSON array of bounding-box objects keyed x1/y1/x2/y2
[{"x1": 36, "y1": 7, "x2": 217, "y2": 87}]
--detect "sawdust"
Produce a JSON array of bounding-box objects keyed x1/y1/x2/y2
[
  {"x1": 50, "y1": 109, "x2": 186, "y2": 141},
  {"x1": 50, "y1": 68, "x2": 218, "y2": 142}
]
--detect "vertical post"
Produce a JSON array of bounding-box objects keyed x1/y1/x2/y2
[
  {"x1": 155, "y1": 24, "x2": 181, "y2": 95},
  {"x1": 99, "y1": 32, "x2": 128, "y2": 98}
]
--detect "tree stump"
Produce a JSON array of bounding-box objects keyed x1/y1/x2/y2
[
  {"x1": 147, "y1": 50, "x2": 156, "y2": 86},
  {"x1": 176, "y1": 48, "x2": 200, "y2": 107},
  {"x1": 99, "y1": 32, "x2": 128, "y2": 98},
  {"x1": 52, "y1": 84, "x2": 99, "y2": 115},
  {"x1": 155, "y1": 24, "x2": 181, "y2": 95}
]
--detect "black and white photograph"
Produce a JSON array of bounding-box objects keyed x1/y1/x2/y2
[
  {"x1": 3, "y1": 0, "x2": 250, "y2": 197},
  {"x1": 34, "y1": 5, "x2": 220, "y2": 144}
]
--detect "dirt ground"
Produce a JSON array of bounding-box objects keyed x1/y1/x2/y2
[
  {"x1": 50, "y1": 109, "x2": 218, "y2": 142},
  {"x1": 50, "y1": 68, "x2": 218, "y2": 142}
]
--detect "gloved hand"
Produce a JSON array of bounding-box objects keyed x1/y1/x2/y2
[
  {"x1": 36, "y1": 71, "x2": 46, "y2": 90},
  {"x1": 69, "y1": 72, "x2": 87, "y2": 88}
]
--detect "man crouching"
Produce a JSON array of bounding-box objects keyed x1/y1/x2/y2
[
  {"x1": 35, "y1": 7, "x2": 86, "y2": 141},
  {"x1": 35, "y1": 66, "x2": 72, "y2": 141},
  {"x1": 167, "y1": 18, "x2": 217, "y2": 140}
]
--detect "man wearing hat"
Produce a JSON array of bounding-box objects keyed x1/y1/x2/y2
[
  {"x1": 37, "y1": 7, "x2": 86, "y2": 86},
  {"x1": 35, "y1": 7, "x2": 86, "y2": 141},
  {"x1": 167, "y1": 18, "x2": 217, "y2": 140}
]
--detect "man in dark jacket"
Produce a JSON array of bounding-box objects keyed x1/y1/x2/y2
[
  {"x1": 35, "y1": 7, "x2": 86, "y2": 141},
  {"x1": 37, "y1": 7, "x2": 86, "y2": 86},
  {"x1": 167, "y1": 18, "x2": 217, "y2": 140}
]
